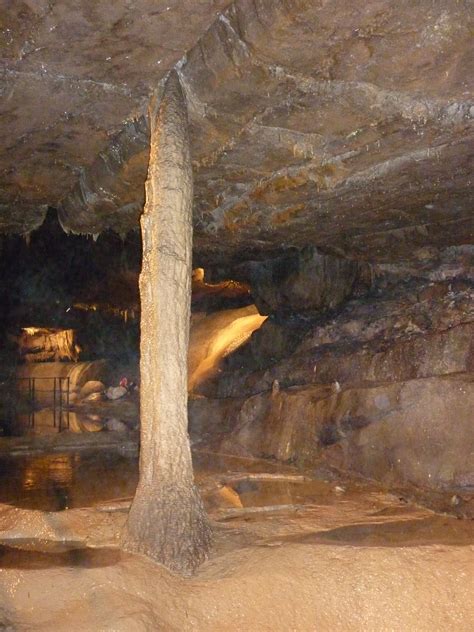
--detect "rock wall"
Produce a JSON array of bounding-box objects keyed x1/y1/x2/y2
[
  {"x1": 215, "y1": 272, "x2": 473, "y2": 397},
  {"x1": 249, "y1": 247, "x2": 372, "y2": 315},
  {"x1": 190, "y1": 248, "x2": 474, "y2": 507},
  {"x1": 192, "y1": 377, "x2": 474, "y2": 491}
]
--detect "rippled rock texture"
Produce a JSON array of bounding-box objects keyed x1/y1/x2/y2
[{"x1": 1, "y1": 1, "x2": 472, "y2": 267}]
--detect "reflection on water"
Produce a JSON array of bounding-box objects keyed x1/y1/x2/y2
[
  {"x1": 233, "y1": 479, "x2": 337, "y2": 508},
  {"x1": 22, "y1": 454, "x2": 76, "y2": 510},
  {"x1": 0, "y1": 451, "x2": 138, "y2": 511},
  {"x1": 309, "y1": 516, "x2": 474, "y2": 547},
  {"x1": 0, "y1": 450, "x2": 334, "y2": 513},
  {"x1": 1, "y1": 449, "x2": 474, "y2": 556},
  {"x1": 3, "y1": 409, "x2": 110, "y2": 437}
]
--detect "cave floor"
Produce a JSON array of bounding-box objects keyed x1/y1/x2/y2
[{"x1": 0, "y1": 450, "x2": 473, "y2": 631}]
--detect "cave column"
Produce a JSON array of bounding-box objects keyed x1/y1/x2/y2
[{"x1": 121, "y1": 70, "x2": 211, "y2": 575}]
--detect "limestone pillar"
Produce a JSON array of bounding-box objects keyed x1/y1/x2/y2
[{"x1": 121, "y1": 70, "x2": 211, "y2": 575}]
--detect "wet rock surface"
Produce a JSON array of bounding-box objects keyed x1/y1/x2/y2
[
  {"x1": 1, "y1": 2, "x2": 472, "y2": 625},
  {"x1": 200, "y1": 377, "x2": 474, "y2": 512},
  {"x1": 0, "y1": 451, "x2": 473, "y2": 631},
  {"x1": 190, "y1": 253, "x2": 474, "y2": 510}
]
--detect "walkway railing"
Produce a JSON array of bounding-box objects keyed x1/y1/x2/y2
[{"x1": 14, "y1": 376, "x2": 70, "y2": 430}]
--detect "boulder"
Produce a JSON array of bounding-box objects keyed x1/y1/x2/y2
[
  {"x1": 105, "y1": 386, "x2": 128, "y2": 400},
  {"x1": 83, "y1": 391, "x2": 104, "y2": 403},
  {"x1": 79, "y1": 380, "x2": 105, "y2": 400},
  {"x1": 106, "y1": 418, "x2": 129, "y2": 433}
]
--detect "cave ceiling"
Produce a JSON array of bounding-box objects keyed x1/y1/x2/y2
[{"x1": 1, "y1": 0, "x2": 473, "y2": 264}]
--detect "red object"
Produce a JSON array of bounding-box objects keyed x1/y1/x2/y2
[{"x1": 119, "y1": 377, "x2": 128, "y2": 389}]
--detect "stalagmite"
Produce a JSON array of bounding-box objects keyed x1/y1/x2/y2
[{"x1": 121, "y1": 70, "x2": 212, "y2": 574}]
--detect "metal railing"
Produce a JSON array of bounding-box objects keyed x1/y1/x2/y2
[{"x1": 15, "y1": 376, "x2": 70, "y2": 430}]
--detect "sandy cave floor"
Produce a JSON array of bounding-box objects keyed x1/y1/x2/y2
[{"x1": 0, "y1": 452, "x2": 473, "y2": 631}]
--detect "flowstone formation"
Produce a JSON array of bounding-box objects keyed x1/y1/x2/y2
[{"x1": 190, "y1": 246, "x2": 474, "y2": 516}]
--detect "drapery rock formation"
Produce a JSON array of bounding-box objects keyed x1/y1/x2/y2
[{"x1": 16, "y1": 328, "x2": 80, "y2": 362}]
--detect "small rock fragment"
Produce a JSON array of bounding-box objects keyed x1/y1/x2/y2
[
  {"x1": 106, "y1": 418, "x2": 129, "y2": 433},
  {"x1": 105, "y1": 386, "x2": 128, "y2": 400}
]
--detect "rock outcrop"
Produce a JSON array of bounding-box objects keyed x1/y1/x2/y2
[
  {"x1": 215, "y1": 267, "x2": 474, "y2": 397},
  {"x1": 190, "y1": 249, "x2": 474, "y2": 512},
  {"x1": 248, "y1": 247, "x2": 372, "y2": 315}
]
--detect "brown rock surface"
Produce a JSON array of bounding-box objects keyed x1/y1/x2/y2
[
  {"x1": 215, "y1": 275, "x2": 474, "y2": 396},
  {"x1": 190, "y1": 269, "x2": 474, "y2": 505},
  {"x1": 1, "y1": 462, "x2": 474, "y2": 631},
  {"x1": 0, "y1": 0, "x2": 230, "y2": 233},
  {"x1": 249, "y1": 246, "x2": 371, "y2": 314},
  {"x1": 191, "y1": 376, "x2": 474, "y2": 510},
  {"x1": 0, "y1": 1, "x2": 471, "y2": 266}
]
